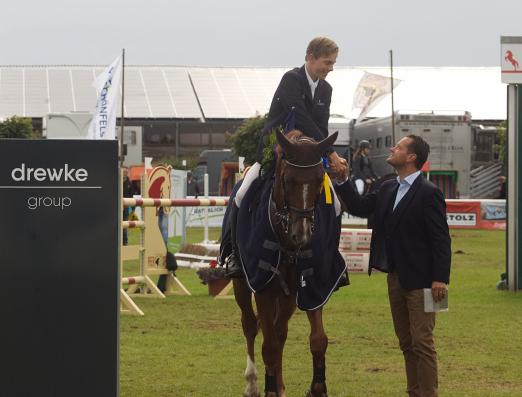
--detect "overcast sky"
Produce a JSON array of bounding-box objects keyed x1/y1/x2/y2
[{"x1": 1, "y1": 0, "x2": 521, "y2": 67}]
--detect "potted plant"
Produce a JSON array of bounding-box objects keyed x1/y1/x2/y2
[{"x1": 196, "y1": 260, "x2": 229, "y2": 296}]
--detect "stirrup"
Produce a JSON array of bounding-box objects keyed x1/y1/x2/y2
[{"x1": 225, "y1": 253, "x2": 243, "y2": 278}]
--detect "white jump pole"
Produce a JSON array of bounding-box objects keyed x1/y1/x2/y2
[{"x1": 204, "y1": 173, "x2": 209, "y2": 243}]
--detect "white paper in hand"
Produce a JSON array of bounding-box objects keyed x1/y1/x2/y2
[{"x1": 424, "y1": 288, "x2": 449, "y2": 313}]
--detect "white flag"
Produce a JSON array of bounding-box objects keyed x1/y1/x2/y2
[
  {"x1": 352, "y1": 72, "x2": 401, "y2": 123},
  {"x1": 88, "y1": 55, "x2": 123, "y2": 139}
]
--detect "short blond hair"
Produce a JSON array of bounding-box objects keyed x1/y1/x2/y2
[{"x1": 306, "y1": 37, "x2": 339, "y2": 59}]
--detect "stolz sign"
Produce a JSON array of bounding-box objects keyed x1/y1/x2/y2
[
  {"x1": 446, "y1": 201, "x2": 480, "y2": 228},
  {"x1": 446, "y1": 212, "x2": 477, "y2": 227},
  {"x1": 0, "y1": 140, "x2": 119, "y2": 397}
]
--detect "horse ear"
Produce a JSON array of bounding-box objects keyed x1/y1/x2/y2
[
  {"x1": 316, "y1": 131, "x2": 338, "y2": 155},
  {"x1": 276, "y1": 128, "x2": 293, "y2": 155}
]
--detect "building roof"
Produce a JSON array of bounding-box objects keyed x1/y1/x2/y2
[{"x1": 0, "y1": 65, "x2": 507, "y2": 121}]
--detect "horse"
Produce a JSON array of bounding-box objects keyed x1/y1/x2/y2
[{"x1": 232, "y1": 128, "x2": 340, "y2": 397}]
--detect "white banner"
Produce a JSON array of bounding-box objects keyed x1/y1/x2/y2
[
  {"x1": 446, "y1": 212, "x2": 477, "y2": 227},
  {"x1": 88, "y1": 55, "x2": 123, "y2": 140},
  {"x1": 352, "y1": 72, "x2": 401, "y2": 122}
]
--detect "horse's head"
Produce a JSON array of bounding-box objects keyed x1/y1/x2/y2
[{"x1": 273, "y1": 129, "x2": 338, "y2": 251}]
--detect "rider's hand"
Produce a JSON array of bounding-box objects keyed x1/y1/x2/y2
[{"x1": 328, "y1": 151, "x2": 348, "y2": 180}]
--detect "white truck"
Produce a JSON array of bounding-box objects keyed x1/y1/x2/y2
[{"x1": 351, "y1": 111, "x2": 499, "y2": 198}]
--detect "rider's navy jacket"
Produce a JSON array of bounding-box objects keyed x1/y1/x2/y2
[{"x1": 255, "y1": 66, "x2": 333, "y2": 162}]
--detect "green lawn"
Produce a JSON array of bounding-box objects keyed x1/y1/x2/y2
[{"x1": 120, "y1": 228, "x2": 522, "y2": 397}]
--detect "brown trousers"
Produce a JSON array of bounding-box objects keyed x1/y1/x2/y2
[{"x1": 387, "y1": 272, "x2": 438, "y2": 397}]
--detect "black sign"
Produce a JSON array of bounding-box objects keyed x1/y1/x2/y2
[{"x1": 0, "y1": 139, "x2": 119, "y2": 397}]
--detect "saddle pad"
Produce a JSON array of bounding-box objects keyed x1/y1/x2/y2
[{"x1": 236, "y1": 175, "x2": 348, "y2": 311}]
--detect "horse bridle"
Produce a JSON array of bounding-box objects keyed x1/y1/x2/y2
[{"x1": 274, "y1": 156, "x2": 324, "y2": 235}]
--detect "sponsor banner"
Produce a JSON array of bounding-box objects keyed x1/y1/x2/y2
[
  {"x1": 186, "y1": 203, "x2": 227, "y2": 227},
  {"x1": 88, "y1": 54, "x2": 123, "y2": 139},
  {"x1": 446, "y1": 200, "x2": 506, "y2": 230},
  {"x1": 341, "y1": 251, "x2": 370, "y2": 273},
  {"x1": 0, "y1": 140, "x2": 119, "y2": 396},
  {"x1": 340, "y1": 228, "x2": 372, "y2": 252},
  {"x1": 446, "y1": 200, "x2": 479, "y2": 227},
  {"x1": 480, "y1": 200, "x2": 506, "y2": 230}
]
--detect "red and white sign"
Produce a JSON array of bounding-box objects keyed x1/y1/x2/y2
[
  {"x1": 339, "y1": 229, "x2": 372, "y2": 251},
  {"x1": 446, "y1": 201, "x2": 480, "y2": 228},
  {"x1": 501, "y1": 36, "x2": 522, "y2": 84},
  {"x1": 341, "y1": 252, "x2": 370, "y2": 273}
]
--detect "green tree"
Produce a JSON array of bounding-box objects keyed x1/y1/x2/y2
[
  {"x1": 227, "y1": 115, "x2": 266, "y2": 165},
  {"x1": 0, "y1": 116, "x2": 34, "y2": 139}
]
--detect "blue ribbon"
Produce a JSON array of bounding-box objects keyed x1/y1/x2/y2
[{"x1": 322, "y1": 155, "x2": 329, "y2": 170}]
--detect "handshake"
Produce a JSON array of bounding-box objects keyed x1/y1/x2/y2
[{"x1": 327, "y1": 151, "x2": 349, "y2": 183}]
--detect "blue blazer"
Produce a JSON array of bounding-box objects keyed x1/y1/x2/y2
[
  {"x1": 335, "y1": 175, "x2": 451, "y2": 290},
  {"x1": 256, "y1": 66, "x2": 333, "y2": 161}
]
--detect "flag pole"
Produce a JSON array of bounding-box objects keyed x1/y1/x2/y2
[
  {"x1": 390, "y1": 49, "x2": 396, "y2": 145},
  {"x1": 119, "y1": 48, "x2": 125, "y2": 168}
]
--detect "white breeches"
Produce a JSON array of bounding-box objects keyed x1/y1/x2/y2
[
  {"x1": 355, "y1": 179, "x2": 365, "y2": 195},
  {"x1": 234, "y1": 162, "x2": 261, "y2": 207}
]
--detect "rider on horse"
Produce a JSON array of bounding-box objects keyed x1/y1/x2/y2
[
  {"x1": 351, "y1": 140, "x2": 378, "y2": 195},
  {"x1": 223, "y1": 36, "x2": 348, "y2": 278}
]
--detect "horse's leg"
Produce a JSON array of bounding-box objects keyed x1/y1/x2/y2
[
  {"x1": 273, "y1": 293, "x2": 297, "y2": 397},
  {"x1": 233, "y1": 278, "x2": 260, "y2": 397},
  {"x1": 306, "y1": 308, "x2": 329, "y2": 397},
  {"x1": 255, "y1": 288, "x2": 281, "y2": 397}
]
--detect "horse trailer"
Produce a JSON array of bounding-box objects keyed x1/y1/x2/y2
[{"x1": 351, "y1": 111, "x2": 499, "y2": 198}]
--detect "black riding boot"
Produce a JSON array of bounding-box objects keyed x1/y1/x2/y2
[{"x1": 225, "y1": 202, "x2": 243, "y2": 278}]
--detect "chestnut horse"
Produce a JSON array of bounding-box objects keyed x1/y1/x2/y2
[{"x1": 233, "y1": 129, "x2": 338, "y2": 397}]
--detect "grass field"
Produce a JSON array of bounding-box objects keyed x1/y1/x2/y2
[{"x1": 120, "y1": 228, "x2": 522, "y2": 397}]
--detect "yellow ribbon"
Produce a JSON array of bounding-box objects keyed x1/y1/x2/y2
[{"x1": 323, "y1": 173, "x2": 332, "y2": 204}]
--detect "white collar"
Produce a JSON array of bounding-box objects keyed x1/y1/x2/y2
[
  {"x1": 304, "y1": 65, "x2": 319, "y2": 93},
  {"x1": 396, "y1": 170, "x2": 421, "y2": 186}
]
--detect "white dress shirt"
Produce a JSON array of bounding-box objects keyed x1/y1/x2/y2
[
  {"x1": 304, "y1": 65, "x2": 319, "y2": 99},
  {"x1": 393, "y1": 170, "x2": 421, "y2": 210}
]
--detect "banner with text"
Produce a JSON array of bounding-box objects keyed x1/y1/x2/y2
[{"x1": 0, "y1": 140, "x2": 119, "y2": 397}]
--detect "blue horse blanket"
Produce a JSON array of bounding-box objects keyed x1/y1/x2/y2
[{"x1": 225, "y1": 175, "x2": 347, "y2": 311}]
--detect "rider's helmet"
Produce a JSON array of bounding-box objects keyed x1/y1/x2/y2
[{"x1": 358, "y1": 140, "x2": 370, "y2": 149}]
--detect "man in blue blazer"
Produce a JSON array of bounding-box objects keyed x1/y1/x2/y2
[{"x1": 335, "y1": 134, "x2": 451, "y2": 397}]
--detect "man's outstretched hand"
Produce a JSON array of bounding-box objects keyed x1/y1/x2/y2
[{"x1": 328, "y1": 151, "x2": 348, "y2": 181}]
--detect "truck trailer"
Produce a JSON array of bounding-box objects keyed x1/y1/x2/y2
[{"x1": 351, "y1": 111, "x2": 499, "y2": 198}]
